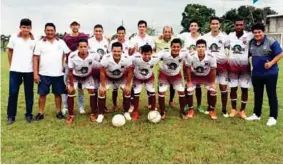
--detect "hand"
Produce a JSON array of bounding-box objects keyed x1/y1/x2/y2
[
  {"x1": 68, "y1": 85, "x2": 75, "y2": 94},
  {"x1": 209, "y1": 83, "x2": 216, "y2": 91},
  {"x1": 99, "y1": 86, "x2": 106, "y2": 96},
  {"x1": 264, "y1": 60, "x2": 274, "y2": 69},
  {"x1": 34, "y1": 74, "x2": 40, "y2": 84},
  {"x1": 124, "y1": 85, "x2": 131, "y2": 96},
  {"x1": 158, "y1": 35, "x2": 164, "y2": 40},
  {"x1": 187, "y1": 82, "x2": 193, "y2": 88}
]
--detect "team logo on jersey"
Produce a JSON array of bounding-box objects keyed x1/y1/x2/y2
[
  {"x1": 195, "y1": 66, "x2": 205, "y2": 73},
  {"x1": 97, "y1": 48, "x2": 105, "y2": 56},
  {"x1": 167, "y1": 63, "x2": 178, "y2": 70},
  {"x1": 121, "y1": 65, "x2": 125, "y2": 69},
  {"x1": 139, "y1": 68, "x2": 149, "y2": 76},
  {"x1": 243, "y1": 40, "x2": 247, "y2": 45},
  {"x1": 232, "y1": 44, "x2": 243, "y2": 54},
  {"x1": 89, "y1": 61, "x2": 92, "y2": 65},
  {"x1": 79, "y1": 67, "x2": 89, "y2": 74},
  {"x1": 150, "y1": 65, "x2": 154, "y2": 68},
  {"x1": 178, "y1": 59, "x2": 182, "y2": 63},
  {"x1": 112, "y1": 69, "x2": 122, "y2": 76},
  {"x1": 209, "y1": 43, "x2": 220, "y2": 52},
  {"x1": 218, "y1": 40, "x2": 223, "y2": 44},
  {"x1": 205, "y1": 62, "x2": 209, "y2": 66}
]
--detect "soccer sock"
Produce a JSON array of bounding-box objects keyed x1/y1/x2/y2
[
  {"x1": 209, "y1": 90, "x2": 217, "y2": 111},
  {"x1": 207, "y1": 90, "x2": 210, "y2": 111},
  {"x1": 149, "y1": 92, "x2": 156, "y2": 111},
  {"x1": 123, "y1": 95, "x2": 131, "y2": 113},
  {"x1": 98, "y1": 96, "x2": 106, "y2": 114},
  {"x1": 112, "y1": 89, "x2": 118, "y2": 107},
  {"x1": 221, "y1": 89, "x2": 228, "y2": 113},
  {"x1": 130, "y1": 87, "x2": 134, "y2": 105},
  {"x1": 133, "y1": 94, "x2": 140, "y2": 112},
  {"x1": 158, "y1": 93, "x2": 165, "y2": 115},
  {"x1": 241, "y1": 88, "x2": 248, "y2": 111},
  {"x1": 147, "y1": 91, "x2": 151, "y2": 107},
  {"x1": 169, "y1": 85, "x2": 175, "y2": 102},
  {"x1": 179, "y1": 94, "x2": 186, "y2": 115},
  {"x1": 187, "y1": 89, "x2": 194, "y2": 110},
  {"x1": 67, "y1": 94, "x2": 75, "y2": 116},
  {"x1": 90, "y1": 94, "x2": 96, "y2": 114},
  {"x1": 196, "y1": 85, "x2": 202, "y2": 106},
  {"x1": 230, "y1": 87, "x2": 237, "y2": 109}
]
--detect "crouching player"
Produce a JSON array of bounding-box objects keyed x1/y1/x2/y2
[
  {"x1": 97, "y1": 42, "x2": 133, "y2": 123},
  {"x1": 185, "y1": 39, "x2": 218, "y2": 120},
  {"x1": 130, "y1": 45, "x2": 159, "y2": 121},
  {"x1": 66, "y1": 39, "x2": 100, "y2": 124},
  {"x1": 157, "y1": 38, "x2": 188, "y2": 119}
]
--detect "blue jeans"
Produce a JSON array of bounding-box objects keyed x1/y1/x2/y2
[{"x1": 7, "y1": 71, "x2": 34, "y2": 119}]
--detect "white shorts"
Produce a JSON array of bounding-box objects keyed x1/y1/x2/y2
[
  {"x1": 133, "y1": 75, "x2": 155, "y2": 94},
  {"x1": 104, "y1": 77, "x2": 126, "y2": 90},
  {"x1": 158, "y1": 71, "x2": 184, "y2": 93},
  {"x1": 216, "y1": 70, "x2": 228, "y2": 85},
  {"x1": 73, "y1": 76, "x2": 95, "y2": 90},
  {"x1": 228, "y1": 71, "x2": 252, "y2": 88}
]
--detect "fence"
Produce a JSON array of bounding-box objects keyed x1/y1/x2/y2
[{"x1": 266, "y1": 33, "x2": 283, "y2": 47}]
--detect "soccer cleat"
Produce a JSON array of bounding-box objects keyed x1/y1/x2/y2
[
  {"x1": 180, "y1": 112, "x2": 188, "y2": 120},
  {"x1": 66, "y1": 116, "x2": 74, "y2": 124},
  {"x1": 229, "y1": 109, "x2": 238, "y2": 118},
  {"x1": 35, "y1": 113, "x2": 44, "y2": 121},
  {"x1": 124, "y1": 112, "x2": 132, "y2": 121},
  {"x1": 239, "y1": 110, "x2": 247, "y2": 119},
  {"x1": 7, "y1": 118, "x2": 15, "y2": 125},
  {"x1": 128, "y1": 105, "x2": 134, "y2": 113},
  {"x1": 62, "y1": 108, "x2": 68, "y2": 115},
  {"x1": 96, "y1": 114, "x2": 104, "y2": 123},
  {"x1": 209, "y1": 111, "x2": 217, "y2": 120},
  {"x1": 89, "y1": 114, "x2": 96, "y2": 122},
  {"x1": 197, "y1": 106, "x2": 205, "y2": 113},
  {"x1": 79, "y1": 108, "x2": 86, "y2": 114},
  {"x1": 245, "y1": 114, "x2": 261, "y2": 121},
  {"x1": 25, "y1": 115, "x2": 33, "y2": 123},
  {"x1": 222, "y1": 112, "x2": 229, "y2": 118},
  {"x1": 266, "y1": 117, "x2": 277, "y2": 126},
  {"x1": 132, "y1": 111, "x2": 139, "y2": 121},
  {"x1": 56, "y1": 111, "x2": 65, "y2": 119},
  {"x1": 169, "y1": 101, "x2": 175, "y2": 107},
  {"x1": 161, "y1": 112, "x2": 166, "y2": 119},
  {"x1": 186, "y1": 109, "x2": 195, "y2": 118}
]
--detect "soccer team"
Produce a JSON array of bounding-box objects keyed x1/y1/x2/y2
[{"x1": 6, "y1": 16, "x2": 283, "y2": 126}]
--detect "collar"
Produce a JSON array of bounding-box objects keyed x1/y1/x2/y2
[
  {"x1": 17, "y1": 32, "x2": 35, "y2": 40},
  {"x1": 42, "y1": 36, "x2": 59, "y2": 42}
]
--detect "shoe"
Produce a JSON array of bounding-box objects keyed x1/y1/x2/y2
[
  {"x1": 124, "y1": 112, "x2": 132, "y2": 121},
  {"x1": 197, "y1": 106, "x2": 205, "y2": 113},
  {"x1": 7, "y1": 117, "x2": 15, "y2": 125},
  {"x1": 128, "y1": 105, "x2": 134, "y2": 113},
  {"x1": 222, "y1": 112, "x2": 229, "y2": 118},
  {"x1": 90, "y1": 114, "x2": 96, "y2": 122},
  {"x1": 229, "y1": 109, "x2": 238, "y2": 117},
  {"x1": 25, "y1": 115, "x2": 33, "y2": 123},
  {"x1": 132, "y1": 111, "x2": 139, "y2": 121},
  {"x1": 239, "y1": 110, "x2": 247, "y2": 119},
  {"x1": 169, "y1": 101, "x2": 175, "y2": 107},
  {"x1": 79, "y1": 108, "x2": 86, "y2": 114},
  {"x1": 161, "y1": 111, "x2": 166, "y2": 119},
  {"x1": 209, "y1": 111, "x2": 217, "y2": 120},
  {"x1": 66, "y1": 116, "x2": 74, "y2": 124},
  {"x1": 245, "y1": 114, "x2": 261, "y2": 121},
  {"x1": 266, "y1": 117, "x2": 277, "y2": 126},
  {"x1": 180, "y1": 112, "x2": 188, "y2": 120},
  {"x1": 96, "y1": 114, "x2": 104, "y2": 123},
  {"x1": 203, "y1": 111, "x2": 209, "y2": 115},
  {"x1": 62, "y1": 107, "x2": 68, "y2": 115},
  {"x1": 148, "y1": 104, "x2": 151, "y2": 109},
  {"x1": 56, "y1": 111, "x2": 65, "y2": 119},
  {"x1": 186, "y1": 109, "x2": 194, "y2": 118},
  {"x1": 35, "y1": 113, "x2": 44, "y2": 121}
]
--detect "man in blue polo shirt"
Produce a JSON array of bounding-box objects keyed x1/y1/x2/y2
[{"x1": 246, "y1": 23, "x2": 283, "y2": 126}]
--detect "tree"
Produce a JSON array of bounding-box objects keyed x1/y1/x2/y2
[
  {"x1": 181, "y1": 4, "x2": 215, "y2": 34},
  {"x1": 1, "y1": 34, "x2": 11, "y2": 50},
  {"x1": 146, "y1": 26, "x2": 156, "y2": 36}
]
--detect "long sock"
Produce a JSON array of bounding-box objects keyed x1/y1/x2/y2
[
  {"x1": 196, "y1": 85, "x2": 202, "y2": 106},
  {"x1": 241, "y1": 88, "x2": 248, "y2": 111},
  {"x1": 98, "y1": 97, "x2": 106, "y2": 114},
  {"x1": 179, "y1": 95, "x2": 186, "y2": 115},
  {"x1": 187, "y1": 88, "x2": 193, "y2": 109},
  {"x1": 149, "y1": 92, "x2": 156, "y2": 111},
  {"x1": 133, "y1": 95, "x2": 139, "y2": 112},
  {"x1": 158, "y1": 94, "x2": 165, "y2": 115},
  {"x1": 230, "y1": 87, "x2": 237, "y2": 109},
  {"x1": 209, "y1": 91, "x2": 217, "y2": 111},
  {"x1": 221, "y1": 90, "x2": 228, "y2": 113},
  {"x1": 130, "y1": 87, "x2": 134, "y2": 105},
  {"x1": 112, "y1": 89, "x2": 118, "y2": 107},
  {"x1": 207, "y1": 91, "x2": 210, "y2": 111},
  {"x1": 147, "y1": 91, "x2": 151, "y2": 107},
  {"x1": 123, "y1": 95, "x2": 131, "y2": 113},
  {"x1": 169, "y1": 85, "x2": 175, "y2": 102},
  {"x1": 67, "y1": 95, "x2": 75, "y2": 116}
]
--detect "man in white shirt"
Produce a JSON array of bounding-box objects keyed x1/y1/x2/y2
[
  {"x1": 33, "y1": 23, "x2": 70, "y2": 121},
  {"x1": 203, "y1": 17, "x2": 230, "y2": 117},
  {"x1": 6, "y1": 18, "x2": 36, "y2": 125}
]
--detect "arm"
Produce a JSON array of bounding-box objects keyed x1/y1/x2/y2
[
  {"x1": 124, "y1": 66, "x2": 133, "y2": 96},
  {"x1": 209, "y1": 68, "x2": 216, "y2": 89},
  {"x1": 33, "y1": 55, "x2": 40, "y2": 83},
  {"x1": 7, "y1": 48, "x2": 13, "y2": 67},
  {"x1": 99, "y1": 67, "x2": 107, "y2": 96},
  {"x1": 185, "y1": 66, "x2": 192, "y2": 88},
  {"x1": 265, "y1": 41, "x2": 283, "y2": 69}
]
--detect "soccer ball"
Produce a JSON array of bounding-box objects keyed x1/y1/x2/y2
[
  {"x1": 112, "y1": 114, "x2": 126, "y2": 127},
  {"x1": 147, "y1": 111, "x2": 161, "y2": 123}
]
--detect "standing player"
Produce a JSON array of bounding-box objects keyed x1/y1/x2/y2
[
  {"x1": 62, "y1": 20, "x2": 89, "y2": 115},
  {"x1": 130, "y1": 45, "x2": 159, "y2": 121},
  {"x1": 97, "y1": 42, "x2": 133, "y2": 123},
  {"x1": 66, "y1": 39, "x2": 100, "y2": 124},
  {"x1": 227, "y1": 18, "x2": 253, "y2": 119},
  {"x1": 157, "y1": 38, "x2": 188, "y2": 119},
  {"x1": 203, "y1": 17, "x2": 230, "y2": 117},
  {"x1": 185, "y1": 39, "x2": 217, "y2": 119}
]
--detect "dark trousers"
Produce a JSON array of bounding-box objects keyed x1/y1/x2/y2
[
  {"x1": 252, "y1": 75, "x2": 278, "y2": 119},
  {"x1": 7, "y1": 71, "x2": 34, "y2": 119}
]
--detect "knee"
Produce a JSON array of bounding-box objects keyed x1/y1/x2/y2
[
  {"x1": 158, "y1": 92, "x2": 166, "y2": 97},
  {"x1": 178, "y1": 91, "x2": 185, "y2": 97},
  {"x1": 209, "y1": 88, "x2": 217, "y2": 96},
  {"x1": 186, "y1": 87, "x2": 194, "y2": 96},
  {"x1": 148, "y1": 92, "x2": 155, "y2": 97}
]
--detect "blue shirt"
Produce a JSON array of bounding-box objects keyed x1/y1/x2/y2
[{"x1": 249, "y1": 35, "x2": 282, "y2": 77}]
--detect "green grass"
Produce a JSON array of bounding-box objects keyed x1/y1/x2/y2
[{"x1": 1, "y1": 51, "x2": 283, "y2": 163}]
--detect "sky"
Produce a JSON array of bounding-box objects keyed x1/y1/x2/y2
[{"x1": 1, "y1": 0, "x2": 283, "y2": 37}]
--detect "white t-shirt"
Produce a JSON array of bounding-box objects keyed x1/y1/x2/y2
[
  {"x1": 178, "y1": 32, "x2": 202, "y2": 53},
  {"x1": 129, "y1": 34, "x2": 155, "y2": 49},
  {"x1": 68, "y1": 50, "x2": 100, "y2": 77},
  {"x1": 228, "y1": 31, "x2": 253, "y2": 66},
  {"x1": 88, "y1": 37, "x2": 109, "y2": 59},
  {"x1": 7, "y1": 34, "x2": 37, "y2": 72},
  {"x1": 157, "y1": 49, "x2": 188, "y2": 76},
  {"x1": 100, "y1": 53, "x2": 132, "y2": 79},
  {"x1": 108, "y1": 39, "x2": 130, "y2": 55},
  {"x1": 186, "y1": 52, "x2": 217, "y2": 76},
  {"x1": 34, "y1": 38, "x2": 70, "y2": 77},
  {"x1": 131, "y1": 52, "x2": 160, "y2": 80},
  {"x1": 202, "y1": 32, "x2": 229, "y2": 64}
]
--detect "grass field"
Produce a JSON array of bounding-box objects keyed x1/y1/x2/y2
[{"x1": 1, "y1": 51, "x2": 283, "y2": 164}]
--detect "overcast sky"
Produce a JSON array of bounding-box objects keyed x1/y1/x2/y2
[{"x1": 1, "y1": 0, "x2": 283, "y2": 37}]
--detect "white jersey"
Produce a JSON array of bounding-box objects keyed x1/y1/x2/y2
[
  {"x1": 68, "y1": 50, "x2": 100, "y2": 77},
  {"x1": 228, "y1": 31, "x2": 253, "y2": 66},
  {"x1": 202, "y1": 32, "x2": 229, "y2": 64},
  {"x1": 131, "y1": 52, "x2": 160, "y2": 80},
  {"x1": 129, "y1": 34, "x2": 155, "y2": 49},
  {"x1": 88, "y1": 37, "x2": 109, "y2": 59},
  {"x1": 178, "y1": 32, "x2": 202, "y2": 53},
  {"x1": 157, "y1": 49, "x2": 188, "y2": 76},
  {"x1": 186, "y1": 52, "x2": 217, "y2": 76},
  {"x1": 108, "y1": 39, "x2": 130, "y2": 55},
  {"x1": 100, "y1": 53, "x2": 132, "y2": 79}
]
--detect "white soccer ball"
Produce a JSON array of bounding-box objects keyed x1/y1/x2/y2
[
  {"x1": 112, "y1": 114, "x2": 126, "y2": 127},
  {"x1": 147, "y1": 110, "x2": 161, "y2": 123}
]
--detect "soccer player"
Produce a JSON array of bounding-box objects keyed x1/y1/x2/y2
[
  {"x1": 227, "y1": 18, "x2": 253, "y2": 119},
  {"x1": 6, "y1": 18, "x2": 36, "y2": 125},
  {"x1": 203, "y1": 17, "x2": 230, "y2": 117},
  {"x1": 185, "y1": 39, "x2": 217, "y2": 119},
  {"x1": 33, "y1": 23, "x2": 70, "y2": 121},
  {"x1": 130, "y1": 45, "x2": 160, "y2": 121},
  {"x1": 65, "y1": 39, "x2": 100, "y2": 124},
  {"x1": 157, "y1": 38, "x2": 188, "y2": 119},
  {"x1": 97, "y1": 42, "x2": 133, "y2": 123},
  {"x1": 62, "y1": 20, "x2": 89, "y2": 115}
]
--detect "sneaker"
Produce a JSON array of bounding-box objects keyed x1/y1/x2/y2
[
  {"x1": 180, "y1": 112, "x2": 188, "y2": 120},
  {"x1": 132, "y1": 111, "x2": 139, "y2": 121},
  {"x1": 96, "y1": 114, "x2": 104, "y2": 123},
  {"x1": 209, "y1": 111, "x2": 217, "y2": 120},
  {"x1": 203, "y1": 111, "x2": 209, "y2": 115},
  {"x1": 79, "y1": 108, "x2": 86, "y2": 114},
  {"x1": 229, "y1": 109, "x2": 238, "y2": 118},
  {"x1": 169, "y1": 101, "x2": 175, "y2": 107},
  {"x1": 124, "y1": 112, "x2": 132, "y2": 121},
  {"x1": 222, "y1": 112, "x2": 229, "y2": 118},
  {"x1": 186, "y1": 109, "x2": 194, "y2": 118},
  {"x1": 35, "y1": 113, "x2": 44, "y2": 121},
  {"x1": 7, "y1": 117, "x2": 15, "y2": 125},
  {"x1": 197, "y1": 106, "x2": 205, "y2": 113},
  {"x1": 161, "y1": 111, "x2": 166, "y2": 119},
  {"x1": 25, "y1": 115, "x2": 34, "y2": 123},
  {"x1": 66, "y1": 116, "x2": 74, "y2": 124},
  {"x1": 128, "y1": 105, "x2": 134, "y2": 113},
  {"x1": 239, "y1": 110, "x2": 247, "y2": 119},
  {"x1": 89, "y1": 114, "x2": 96, "y2": 122},
  {"x1": 62, "y1": 108, "x2": 68, "y2": 115},
  {"x1": 266, "y1": 117, "x2": 277, "y2": 126},
  {"x1": 56, "y1": 111, "x2": 65, "y2": 119},
  {"x1": 245, "y1": 114, "x2": 261, "y2": 121}
]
